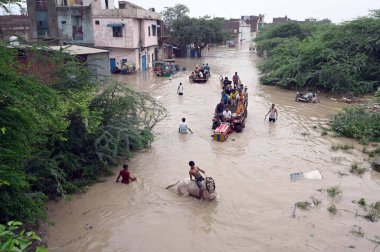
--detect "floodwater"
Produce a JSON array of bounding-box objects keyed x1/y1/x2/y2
[{"x1": 47, "y1": 44, "x2": 380, "y2": 252}]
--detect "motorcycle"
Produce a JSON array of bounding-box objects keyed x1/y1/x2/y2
[{"x1": 295, "y1": 92, "x2": 320, "y2": 103}]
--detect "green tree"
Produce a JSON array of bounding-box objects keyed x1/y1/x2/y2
[
  {"x1": 0, "y1": 42, "x2": 167, "y2": 224},
  {"x1": 172, "y1": 17, "x2": 230, "y2": 57},
  {"x1": 255, "y1": 11, "x2": 380, "y2": 94},
  {"x1": 160, "y1": 4, "x2": 189, "y2": 25}
]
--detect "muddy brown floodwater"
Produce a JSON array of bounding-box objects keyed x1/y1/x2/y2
[{"x1": 47, "y1": 44, "x2": 380, "y2": 252}]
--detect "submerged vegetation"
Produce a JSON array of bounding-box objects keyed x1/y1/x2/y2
[
  {"x1": 327, "y1": 186, "x2": 342, "y2": 198},
  {"x1": 330, "y1": 103, "x2": 380, "y2": 143},
  {"x1": 255, "y1": 10, "x2": 380, "y2": 95},
  {"x1": 0, "y1": 43, "x2": 167, "y2": 224},
  {"x1": 350, "y1": 163, "x2": 367, "y2": 176},
  {"x1": 331, "y1": 143, "x2": 354, "y2": 151},
  {"x1": 327, "y1": 204, "x2": 337, "y2": 214}
]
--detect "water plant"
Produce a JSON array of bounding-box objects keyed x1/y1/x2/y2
[
  {"x1": 327, "y1": 204, "x2": 337, "y2": 214},
  {"x1": 327, "y1": 186, "x2": 342, "y2": 198},
  {"x1": 350, "y1": 163, "x2": 367, "y2": 176},
  {"x1": 365, "y1": 201, "x2": 380, "y2": 222},
  {"x1": 350, "y1": 225, "x2": 364, "y2": 238},
  {"x1": 358, "y1": 198, "x2": 367, "y2": 207},
  {"x1": 331, "y1": 144, "x2": 354, "y2": 151},
  {"x1": 296, "y1": 201, "x2": 312, "y2": 210}
]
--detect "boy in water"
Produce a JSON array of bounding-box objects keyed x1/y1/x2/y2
[
  {"x1": 116, "y1": 164, "x2": 137, "y2": 184},
  {"x1": 189, "y1": 161, "x2": 206, "y2": 199},
  {"x1": 179, "y1": 118, "x2": 193, "y2": 134}
]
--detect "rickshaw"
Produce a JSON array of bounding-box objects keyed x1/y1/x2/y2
[{"x1": 153, "y1": 59, "x2": 179, "y2": 77}]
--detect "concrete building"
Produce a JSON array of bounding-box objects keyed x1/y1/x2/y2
[
  {"x1": 26, "y1": 0, "x2": 59, "y2": 41},
  {"x1": 224, "y1": 19, "x2": 240, "y2": 45},
  {"x1": 273, "y1": 15, "x2": 292, "y2": 24},
  {"x1": 56, "y1": 0, "x2": 94, "y2": 45},
  {"x1": 241, "y1": 15, "x2": 265, "y2": 33},
  {"x1": 0, "y1": 15, "x2": 31, "y2": 41},
  {"x1": 92, "y1": 0, "x2": 161, "y2": 71},
  {"x1": 49, "y1": 45, "x2": 110, "y2": 79}
]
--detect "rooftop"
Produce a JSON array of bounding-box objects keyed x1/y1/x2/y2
[{"x1": 49, "y1": 45, "x2": 109, "y2": 55}]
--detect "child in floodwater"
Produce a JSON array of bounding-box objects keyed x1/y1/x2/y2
[{"x1": 116, "y1": 164, "x2": 137, "y2": 184}]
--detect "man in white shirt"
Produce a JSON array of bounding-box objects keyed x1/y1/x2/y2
[
  {"x1": 179, "y1": 118, "x2": 193, "y2": 134},
  {"x1": 222, "y1": 108, "x2": 232, "y2": 121},
  {"x1": 177, "y1": 83, "x2": 184, "y2": 95}
]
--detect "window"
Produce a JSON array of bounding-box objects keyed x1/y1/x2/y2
[
  {"x1": 152, "y1": 25, "x2": 156, "y2": 36},
  {"x1": 36, "y1": 11, "x2": 49, "y2": 36},
  {"x1": 61, "y1": 20, "x2": 66, "y2": 24},
  {"x1": 113, "y1": 27, "x2": 122, "y2": 37},
  {"x1": 148, "y1": 26, "x2": 150, "y2": 36},
  {"x1": 95, "y1": 20, "x2": 100, "y2": 25}
]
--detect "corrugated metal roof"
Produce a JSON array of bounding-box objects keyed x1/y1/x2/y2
[{"x1": 49, "y1": 45, "x2": 109, "y2": 55}]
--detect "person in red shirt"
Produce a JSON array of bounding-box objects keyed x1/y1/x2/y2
[{"x1": 116, "y1": 164, "x2": 137, "y2": 184}]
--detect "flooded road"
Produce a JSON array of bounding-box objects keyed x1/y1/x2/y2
[{"x1": 47, "y1": 44, "x2": 380, "y2": 252}]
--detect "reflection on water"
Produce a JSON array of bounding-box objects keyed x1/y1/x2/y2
[{"x1": 47, "y1": 43, "x2": 379, "y2": 252}]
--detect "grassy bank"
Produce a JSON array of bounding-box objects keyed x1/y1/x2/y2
[{"x1": 255, "y1": 10, "x2": 380, "y2": 95}]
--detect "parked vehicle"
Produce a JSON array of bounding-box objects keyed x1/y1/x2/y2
[
  {"x1": 295, "y1": 92, "x2": 320, "y2": 103},
  {"x1": 120, "y1": 62, "x2": 136, "y2": 74},
  {"x1": 227, "y1": 40, "x2": 235, "y2": 48},
  {"x1": 153, "y1": 59, "x2": 179, "y2": 77}
]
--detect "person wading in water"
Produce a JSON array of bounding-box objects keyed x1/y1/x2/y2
[
  {"x1": 265, "y1": 103, "x2": 278, "y2": 123},
  {"x1": 177, "y1": 83, "x2": 184, "y2": 95},
  {"x1": 116, "y1": 164, "x2": 137, "y2": 184},
  {"x1": 188, "y1": 161, "x2": 205, "y2": 199}
]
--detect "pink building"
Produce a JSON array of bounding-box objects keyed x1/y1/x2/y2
[{"x1": 92, "y1": 0, "x2": 161, "y2": 72}]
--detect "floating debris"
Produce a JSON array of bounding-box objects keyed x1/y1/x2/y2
[{"x1": 290, "y1": 170, "x2": 323, "y2": 181}]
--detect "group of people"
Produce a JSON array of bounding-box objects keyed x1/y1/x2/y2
[
  {"x1": 190, "y1": 63, "x2": 210, "y2": 80},
  {"x1": 213, "y1": 72, "x2": 248, "y2": 128},
  {"x1": 117, "y1": 69, "x2": 277, "y2": 192}
]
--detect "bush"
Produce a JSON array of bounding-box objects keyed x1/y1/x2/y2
[
  {"x1": 350, "y1": 163, "x2": 367, "y2": 176},
  {"x1": 0, "y1": 44, "x2": 167, "y2": 224},
  {"x1": 330, "y1": 104, "x2": 380, "y2": 141},
  {"x1": 0, "y1": 221, "x2": 46, "y2": 252},
  {"x1": 255, "y1": 11, "x2": 380, "y2": 95},
  {"x1": 327, "y1": 186, "x2": 342, "y2": 197}
]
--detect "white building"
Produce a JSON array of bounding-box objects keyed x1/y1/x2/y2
[{"x1": 91, "y1": 0, "x2": 161, "y2": 71}]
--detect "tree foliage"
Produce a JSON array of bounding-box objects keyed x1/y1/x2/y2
[
  {"x1": 255, "y1": 11, "x2": 380, "y2": 95},
  {"x1": 172, "y1": 16, "x2": 230, "y2": 52},
  {"x1": 160, "y1": 4, "x2": 189, "y2": 25},
  {"x1": 0, "y1": 221, "x2": 46, "y2": 252},
  {"x1": 0, "y1": 43, "x2": 166, "y2": 224},
  {"x1": 330, "y1": 103, "x2": 380, "y2": 142}
]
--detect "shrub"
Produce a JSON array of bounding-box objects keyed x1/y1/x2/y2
[
  {"x1": 327, "y1": 186, "x2": 342, "y2": 197},
  {"x1": 0, "y1": 221, "x2": 46, "y2": 252},
  {"x1": 350, "y1": 163, "x2": 367, "y2": 176},
  {"x1": 330, "y1": 104, "x2": 380, "y2": 141},
  {"x1": 327, "y1": 204, "x2": 337, "y2": 214}
]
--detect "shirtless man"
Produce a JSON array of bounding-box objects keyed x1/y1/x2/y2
[
  {"x1": 265, "y1": 103, "x2": 278, "y2": 122},
  {"x1": 188, "y1": 161, "x2": 205, "y2": 199}
]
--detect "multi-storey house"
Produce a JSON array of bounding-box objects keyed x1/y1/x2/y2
[{"x1": 92, "y1": 0, "x2": 161, "y2": 71}]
